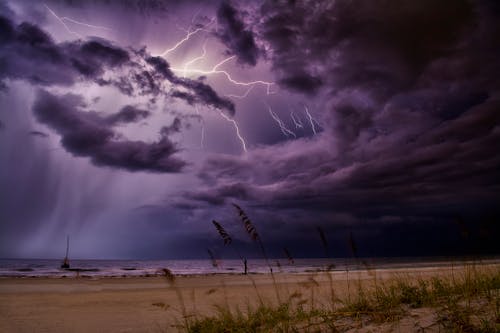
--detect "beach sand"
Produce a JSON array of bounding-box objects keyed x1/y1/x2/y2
[{"x1": 1, "y1": 264, "x2": 498, "y2": 332}]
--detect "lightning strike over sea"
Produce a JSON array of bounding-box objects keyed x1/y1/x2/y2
[{"x1": 4, "y1": 6, "x2": 496, "y2": 326}]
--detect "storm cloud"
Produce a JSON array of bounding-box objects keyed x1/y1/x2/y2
[
  {"x1": 105, "y1": 105, "x2": 151, "y2": 125},
  {"x1": 216, "y1": 1, "x2": 260, "y2": 66},
  {"x1": 0, "y1": 13, "x2": 235, "y2": 114},
  {"x1": 33, "y1": 90, "x2": 186, "y2": 173},
  {"x1": 176, "y1": 0, "x2": 500, "y2": 255},
  {"x1": 1, "y1": 0, "x2": 499, "y2": 259}
]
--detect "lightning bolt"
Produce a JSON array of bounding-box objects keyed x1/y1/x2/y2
[
  {"x1": 44, "y1": 4, "x2": 82, "y2": 39},
  {"x1": 159, "y1": 27, "x2": 205, "y2": 57},
  {"x1": 159, "y1": 35, "x2": 252, "y2": 153},
  {"x1": 59, "y1": 17, "x2": 111, "y2": 31},
  {"x1": 266, "y1": 104, "x2": 296, "y2": 138},
  {"x1": 218, "y1": 112, "x2": 248, "y2": 152},
  {"x1": 155, "y1": 14, "x2": 278, "y2": 152},
  {"x1": 290, "y1": 111, "x2": 303, "y2": 129},
  {"x1": 158, "y1": 19, "x2": 215, "y2": 57},
  {"x1": 226, "y1": 85, "x2": 254, "y2": 99},
  {"x1": 182, "y1": 40, "x2": 207, "y2": 77},
  {"x1": 303, "y1": 105, "x2": 320, "y2": 135},
  {"x1": 44, "y1": 4, "x2": 111, "y2": 39},
  {"x1": 200, "y1": 123, "x2": 205, "y2": 149},
  {"x1": 171, "y1": 56, "x2": 274, "y2": 93},
  {"x1": 157, "y1": 14, "x2": 275, "y2": 95}
]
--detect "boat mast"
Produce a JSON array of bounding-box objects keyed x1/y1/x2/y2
[
  {"x1": 61, "y1": 235, "x2": 70, "y2": 269},
  {"x1": 65, "y1": 235, "x2": 69, "y2": 259}
]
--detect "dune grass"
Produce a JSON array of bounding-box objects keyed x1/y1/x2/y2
[
  {"x1": 175, "y1": 264, "x2": 500, "y2": 332},
  {"x1": 162, "y1": 205, "x2": 500, "y2": 331}
]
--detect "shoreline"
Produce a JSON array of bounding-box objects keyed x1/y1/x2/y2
[
  {"x1": 1, "y1": 262, "x2": 498, "y2": 332},
  {"x1": 1, "y1": 257, "x2": 499, "y2": 279},
  {"x1": 1, "y1": 262, "x2": 498, "y2": 292}
]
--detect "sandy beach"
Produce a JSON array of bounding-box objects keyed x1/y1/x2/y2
[{"x1": 1, "y1": 264, "x2": 498, "y2": 332}]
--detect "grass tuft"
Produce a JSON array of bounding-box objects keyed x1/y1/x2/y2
[{"x1": 178, "y1": 265, "x2": 500, "y2": 332}]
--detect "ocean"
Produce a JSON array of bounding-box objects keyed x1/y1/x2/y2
[{"x1": 1, "y1": 257, "x2": 498, "y2": 278}]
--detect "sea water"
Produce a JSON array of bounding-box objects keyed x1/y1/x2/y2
[{"x1": 1, "y1": 257, "x2": 498, "y2": 278}]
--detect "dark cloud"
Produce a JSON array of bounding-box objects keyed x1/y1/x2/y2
[
  {"x1": 278, "y1": 72, "x2": 323, "y2": 95},
  {"x1": 183, "y1": 182, "x2": 252, "y2": 206},
  {"x1": 105, "y1": 105, "x2": 151, "y2": 125},
  {"x1": 0, "y1": 15, "x2": 15, "y2": 42},
  {"x1": 171, "y1": 90, "x2": 196, "y2": 105},
  {"x1": 2, "y1": 0, "x2": 500, "y2": 258},
  {"x1": 132, "y1": 70, "x2": 160, "y2": 96},
  {"x1": 175, "y1": 78, "x2": 235, "y2": 116},
  {"x1": 176, "y1": 0, "x2": 500, "y2": 255},
  {"x1": 32, "y1": 90, "x2": 186, "y2": 173},
  {"x1": 29, "y1": 130, "x2": 49, "y2": 138},
  {"x1": 160, "y1": 117, "x2": 182, "y2": 136},
  {"x1": 43, "y1": 0, "x2": 203, "y2": 16},
  {"x1": 0, "y1": 11, "x2": 236, "y2": 178},
  {"x1": 258, "y1": 0, "x2": 478, "y2": 97},
  {"x1": 0, "y1": 19, "x2": 75, "y2": 86},
  {"x1": 145, "y1": 55, "x2": 175, "y2": 81},
  {"x1": 0, "y1": 14, "x2": 235, "y2": 115},
  {"x1": 0, "y1": 16, "x2": 134, "y2": 87},
  {"x1": 68, "y1": 39, "x2": 130, "y2": 78},
  {"x1": 216, "y1": 1, "x2": 260, "y2": 66},
  {"x1": 189, "y1": 100, "x2": 500, "y2": 214},
  {"x1": 145, "y1": 55, "x2": 235, "y2": 114}
]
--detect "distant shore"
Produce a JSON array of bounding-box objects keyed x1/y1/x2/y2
[{"x1": 1, "y1": 262, "x2": 499, "y2": 332}]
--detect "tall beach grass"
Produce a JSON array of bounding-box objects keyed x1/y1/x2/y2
[{"x1": 157, "y1": 204, "x2": 500, "y2": 332}]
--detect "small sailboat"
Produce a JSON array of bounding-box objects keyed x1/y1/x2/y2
[{"x1": 61, "y1": 235, "x2": 70, "y2": 269}]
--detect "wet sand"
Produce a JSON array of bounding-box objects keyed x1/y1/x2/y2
[{"x1": 1, "y1": 264, "x2": 498, "y2": 332}]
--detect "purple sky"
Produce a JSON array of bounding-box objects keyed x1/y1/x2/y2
[{"x1": 1, "y1": 0, "x2": 499, "y2": 259}]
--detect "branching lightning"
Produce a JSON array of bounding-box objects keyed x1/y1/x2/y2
[
  {"x1": 182, "y1": 40, "x2": 207, "y2": 77},
  {"x1": 266, "y1": 104, "x2": 296, "y2": 138},
  {"x1": 152, "y1": 12, "x2": 283, "y2": 152},
  {"x1": 159, "y1": 27, "x2": 206, "y2": 57},
  {"x1": 45, "y1": 5, "x2": 318, "y2": 156},
  {"x1": 153, "y1": 14, "x2": 257, "y2": 154},
  {"x1": 219, "y1": 112, "x2": 247, "y2": 152},
  {"x1": 44, "y1": 4, "x2": 111, "y2": 39},
  {"x1": 172, "y1": 57, "x2": 274, "y2": 94},
  {"x1": 44, "y1": 4, "x2": 82, "y2": 39},
  {"x1": 158, "y1": 19, "x2": 215, "y2": 57},
  {"x1": 160, "y1": 16, "x2": 274, "y2": 95}
]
